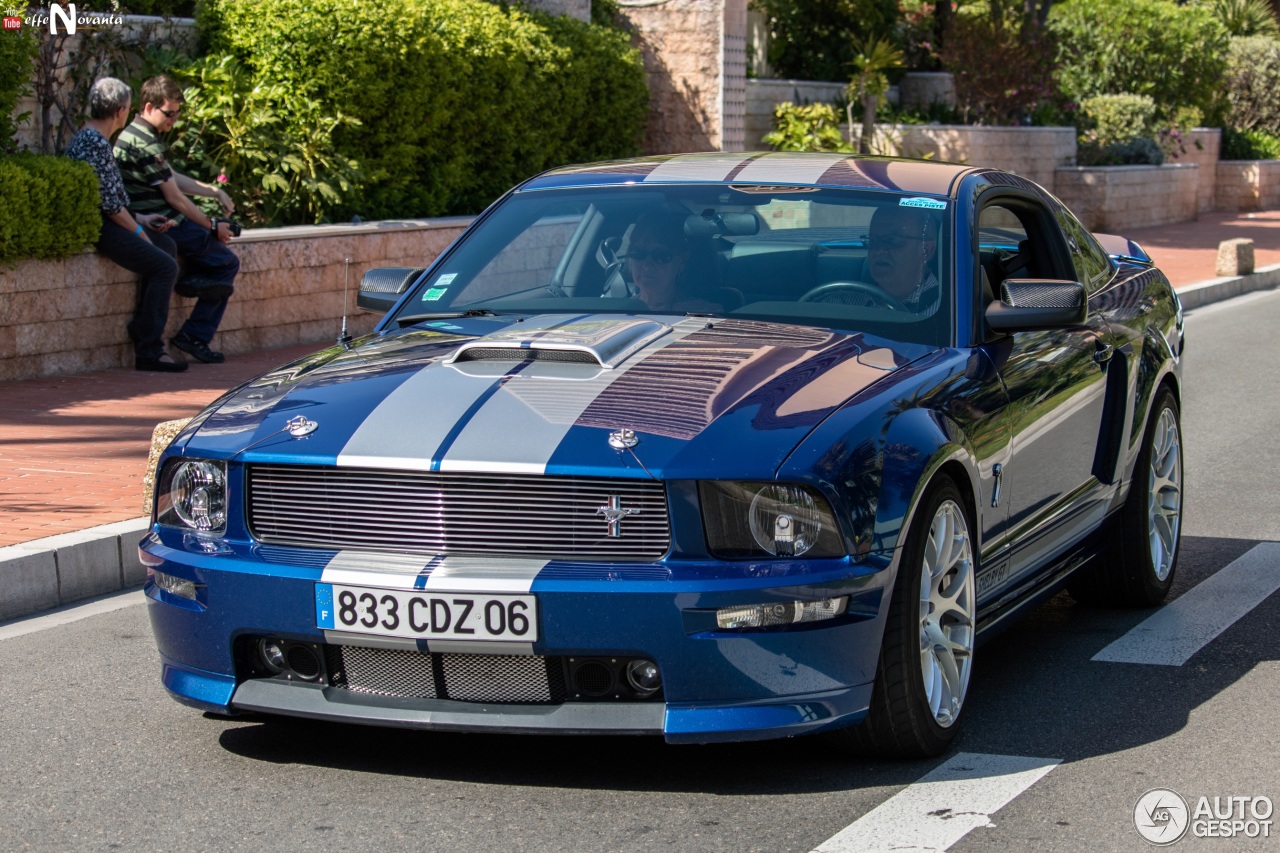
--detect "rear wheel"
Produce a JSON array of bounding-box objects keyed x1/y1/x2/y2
[
  {"x1": 1069, "y1": 386, "x2": 1182, "y2": 607},
  {"x1": 834, "y1": 476, "x2": 976, "y2": 758}
]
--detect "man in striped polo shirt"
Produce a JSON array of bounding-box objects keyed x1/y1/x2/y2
[{"x1": 114, "y1": 75, "x2": 237, "y2": 364}]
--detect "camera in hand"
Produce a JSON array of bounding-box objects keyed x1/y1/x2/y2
[{"x1": 213, "y1": 217, "x2": 243, "y2": 238}]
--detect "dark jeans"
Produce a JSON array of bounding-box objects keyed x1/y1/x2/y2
[
  {"x1": 166, "y1": 217, "x2": 239, "y2": 344},
  {"x1": 96, "y1": 218, "x2": 177, "y2": 361}
]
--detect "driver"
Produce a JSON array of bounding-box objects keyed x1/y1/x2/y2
[
  {"x1": 865, "y1": 205, "x2": 940, "y2": 317},
  {"x1": 624, "y1": 212, "x2": 720, "y2": 313}
]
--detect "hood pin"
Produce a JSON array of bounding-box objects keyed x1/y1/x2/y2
[
  {"x1": 608, "y1": 428, "x2": 639, "y2": 450},
  {"x1": 287, "y1": 416, "x2": 319, "y2": 437}
]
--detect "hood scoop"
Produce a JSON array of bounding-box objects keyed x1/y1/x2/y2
[{"x1": 444, "y1": 317, "x2": 671, "y2": 369}]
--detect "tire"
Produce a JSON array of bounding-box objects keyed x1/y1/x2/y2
[
  {"x1": 1069, "y1": 386, "x2": 1183, "y2": 607},
  {"x1": 833, "y1": 476, "x2": 977, "y2": 758}
]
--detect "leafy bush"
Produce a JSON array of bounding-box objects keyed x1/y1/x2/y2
[
  {"x1": 1222, "y1": 36, "x2": 1280, "y2": 136},
  {"x1": 939, "y1": 10, "x2": 1056, "y2": 125},
  {"x1": 1222, "y1": 127, "x2": 1280, "y2": 159},
  {"x1": 0, "y1": 155, "x2": 100, "y2": 261},
  {"x1": 751, "y1": 0, "x2": 899, "y2": 82},
  {"x1": 0, "y1": 25, "x2": 35, "y2": 152},
  {"x1": 1078, "y1": 94, "x2": 1157, "y2": 145},
  {"x1": 1049, "y1": 0, "x2": 1228, "y2": 123},
  {"x1": 762, "y1": 102, "x2": 852, "y2": 152},
  {"x1": 1207, "y1": 0, "x2": 1279, "y2": 37},
  {"x1": 1077, "y1": 137, "x2": 1165, "y2": 166},
  {"x1": 165, "y1": 56, "x2": 363, "y2": 226},
  {"x1": 199, "y1": 0, "x2": 648, "y2": 220}
]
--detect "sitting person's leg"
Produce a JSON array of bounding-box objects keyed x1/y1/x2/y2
[
  {"x1": 166, "y1": 217, "x2": 240, "y2": 362},
  {"x1": 95, "y1": 218, "x2": 185, "y2": 372}
]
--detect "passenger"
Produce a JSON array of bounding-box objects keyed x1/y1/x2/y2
[
  {"x1": 865, "y1": 205, "x2": 941, "y2": 317},
  {"x1": 624, "y1": 212, "x2": 720, "y2": 313}
]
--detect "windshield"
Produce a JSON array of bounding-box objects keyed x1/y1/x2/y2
[{"x1": 393, "y1": 185, "x2": 953, "y2": 345}]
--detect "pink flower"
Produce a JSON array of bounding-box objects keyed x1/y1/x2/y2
[{"x1": 216, "y1": 173, "x2": 229, "y2": 184}]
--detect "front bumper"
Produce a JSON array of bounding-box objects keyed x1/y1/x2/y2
[{"x1": 143, "y1": 532, "x2": 891, "y2": 744}]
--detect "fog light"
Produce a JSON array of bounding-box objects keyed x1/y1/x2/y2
[
  {"x1": 259, "y1": 639, "x2": 286, "y2": 673},
  {"x1": 150, "y1": 569, "x2": 197, "y2": 600},
  {"x1": 625, "y1": 659, "x2": 662, "y2": 695},
  {"x1": 716, "y1": 596, "x2": 848, "y2": 629}
]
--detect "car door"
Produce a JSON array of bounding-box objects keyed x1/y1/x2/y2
[{"x1": 977, "y1": 196, "x2": 1114, "y2": 584}]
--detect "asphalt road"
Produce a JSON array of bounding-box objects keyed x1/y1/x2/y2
[{"x1": 2, "y1": 289, "x2": 1279, "y2": 853}]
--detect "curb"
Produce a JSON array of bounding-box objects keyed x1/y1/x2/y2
[
  {"x1": 0, "y1": 517, "x2": 150, "y2": 622},
  {"x1": 2, "y1": 264, "x2": 1279, "y2": 625}
]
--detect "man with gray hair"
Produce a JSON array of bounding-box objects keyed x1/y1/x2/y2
[{"x1": 65, "y1": 77, "x2": 187, "y2": 371}]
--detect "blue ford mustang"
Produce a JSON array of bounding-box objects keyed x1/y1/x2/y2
[{"x1": 143, "y1": 153, "x2": 1184, "y2": 757}]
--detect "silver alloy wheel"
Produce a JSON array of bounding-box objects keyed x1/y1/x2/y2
[
  {"x1": 917, "y1": 499, "x2": 976, "y2": 728},
  {"x1": 1147, "y1": 406, "x2": 1182, "y2": 581}
]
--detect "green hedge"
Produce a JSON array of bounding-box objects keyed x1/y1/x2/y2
[
  {"x1": 198, "y1": 0, "x2": 648, "y2": 219},
  {"x1": 0, "y1": 155, "x2": 101, "y2": 261},
  {"x1": 0, "y1": 24, "x2": 35, "y2": 152},
  {"x1": 1049, "y1": 0, "x2": 1228, "y2": 123}
]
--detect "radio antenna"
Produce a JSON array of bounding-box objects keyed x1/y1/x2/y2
[{"x1": 338, "y1": 257, "x2": 353, "y2": 347}]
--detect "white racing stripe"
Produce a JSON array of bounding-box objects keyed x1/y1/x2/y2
[
  {"x1": 736, "y1": 152, "x2": 846, "y2": 185},
  {"x1": 812, "y1": 752, "x2": 1060, "y2": 853},
  {"x1": 1092, "y1": 541, "x2": 1280, "y2": 666},
  {"x1": 0, "y1": 589, "x2": 145, "y2": 641},
  {"x1": 642, "y1": 153, "x2": 752, "y2": 183}
]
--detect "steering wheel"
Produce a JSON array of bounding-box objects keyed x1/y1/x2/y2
[{"x1": 798, "y1": 281, "x2": 907, "y2": 312}]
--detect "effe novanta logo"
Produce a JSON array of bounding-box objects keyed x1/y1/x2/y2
[{"x1": 5, "y1": 4, "x2": 125, "y2": 36}]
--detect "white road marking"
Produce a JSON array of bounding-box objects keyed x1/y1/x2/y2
[
  {"x1": 0, "y1": 589, "x2": 145, "y2": 641},
  {"x1": 811, "y1": 752, "x2": 1060, "y2": 853},
  {"x1": 1092, "y1": 542, "x2": 1280, "y2": 666}
]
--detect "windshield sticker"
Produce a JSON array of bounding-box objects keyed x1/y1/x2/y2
[
  {"x1": 436, "y1": 273, "x2": 458, "y2": 286},
  {"x1": 900, "y1": 197, "x2": 948, "y2": 210},
  {"x1": 422, "y1": 287, "x2": 449, "y2": 301}
]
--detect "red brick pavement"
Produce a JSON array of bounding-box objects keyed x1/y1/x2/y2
[
  {"x1": 0, "y1": 343, "x2": 318, "y2": 547},
  {"x1": 1, "y1": 210, "x2": 1277, "y2": 548}
]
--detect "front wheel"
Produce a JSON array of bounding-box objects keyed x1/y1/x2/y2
[
  {"x1": 1069, "y1": 386, "x2": 1182, "y2": 607},
  {"x1": 833, "y1": 476, "x2": 977, "y2": 758}
]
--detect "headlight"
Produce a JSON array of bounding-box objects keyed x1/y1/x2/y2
[
  {"x1": 700, "y1": 481, "x2": 845, "y2": 559},
  {"x1": 157, "y1": 458, "x2": 228, "y2": 533}
]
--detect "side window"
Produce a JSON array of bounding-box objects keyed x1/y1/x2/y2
[
  {"x1": 977, "y1": 204, "x2": 1030, "y2": 293},
  {"x1": 1054, "y1": 206, "x2": 1113, "y2": 292}
]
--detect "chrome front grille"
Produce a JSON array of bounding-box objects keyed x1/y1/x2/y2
[
  {"x1": 326, "y1": 646, "x2": 567, "y2": 704},
  {"x1": 246, "y1": 465, "x2": 670, "y2": 559}
]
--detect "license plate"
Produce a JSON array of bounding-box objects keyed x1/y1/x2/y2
[{"x1": 315, "y1": 583, "x2": 538, "y2": 642}]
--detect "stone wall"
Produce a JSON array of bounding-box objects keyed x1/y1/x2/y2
[
  {"x1": 624, "y1": 0, "x2": 747, "y2": 154},
  {"x1": 0, "y1": 219, "x2": 472, "y2": 382},
  {"x1": 1216, "y1": 161, "x2": 1280, "y2": 212},
  {"x1": 1182, "y1": 129, "x2": 1221, "y2": 214},
  {"x1": 744, "y1": 78, "x2": 849, "y2": 149},
  {"x1": 882, "y1": 125, "x2": 1076, "y2": 192},
  {"x1": 1053, "y1": 164, "x2": 1200, "y2": 231}
]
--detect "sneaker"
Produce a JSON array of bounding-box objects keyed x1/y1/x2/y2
[
  {"x1": 136, "y1": 354, "x2": 189, "y2": 373},
  {"x1": 170, "y1": 333, "x2": 225, "y2": 364}
]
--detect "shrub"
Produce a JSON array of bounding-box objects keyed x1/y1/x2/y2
[
  {"x1": 1222, "y1": 127, "x2": 1280, "y2": 159},
  {"x1": 751, "y1": 0, "x2": 899, "y2": 82},
  {"x1": 1049, "y1": 0, "x2": 1228, "y2": 123},
  {"x1": 1208, "y1": 0, "x2": 1280, "y2": 37},
  {"x1": 762, "y1": 102, "x2": 853, "y2": 152},
  {"x1": 939, "y1": 10, "x2": 1056, "y2": 125},
  {"x1": 0, "y1": 25, "x2": 35, "y2": 152},
  {"x1": 1077, "y1": 137, "x2": 1165, "y2": 166},
  {"x1": 199, "y1": 0, "x2": 647, "y2": 220},
  {"x1": 1222, "y1": 36, "x2": 1280, "y2": 136},
  {"x1": 0, "y1": 155, "x2": 100, "y2": 261},
  {"x1": 1078, "y1": 94, "x2": 1157, "y2": 145}
]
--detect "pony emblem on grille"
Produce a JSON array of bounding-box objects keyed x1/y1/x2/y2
[{"x1": 596, "y1": 495, "x2": 639, "y2": 538}]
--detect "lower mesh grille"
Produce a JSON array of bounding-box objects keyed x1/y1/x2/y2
[{"x1": 326, "y1": 645, "x2": 567, "y2": 704}]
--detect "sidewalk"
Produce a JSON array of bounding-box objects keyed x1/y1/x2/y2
[{"x1": 2, "y1": 209, "x2": 1279, "y2": 621}]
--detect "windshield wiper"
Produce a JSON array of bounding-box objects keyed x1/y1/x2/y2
[{"x1": 395, "y1": 308, "x2": 503, "y2": 327}]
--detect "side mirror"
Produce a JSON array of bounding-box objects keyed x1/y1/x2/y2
[
  {"x1": 357, "y1": 267, "x2": 426, "y2": 313},
  {"x1": 985, "y1": 279, "x2": 1087, "y2": 331}
]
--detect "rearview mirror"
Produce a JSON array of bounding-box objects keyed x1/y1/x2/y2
[
  {"x1": 985, "y1": 279, "x2": 1087, "y2": 331},
  {"x1": 357, "y1": 267, "x2": 426, "y2": 313}
]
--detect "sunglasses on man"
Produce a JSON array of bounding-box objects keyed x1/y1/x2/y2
[{"x1": 625, "y1": 248, "x2": 679, "y2": 265}]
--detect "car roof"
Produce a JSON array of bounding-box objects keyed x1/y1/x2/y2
[{"x1": 520, "y1": 152, "x2": 977, "y2": 198}]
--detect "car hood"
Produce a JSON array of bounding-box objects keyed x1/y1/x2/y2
[{"x1": 181, "y1": 314, "x2": 936, "y2": 479}]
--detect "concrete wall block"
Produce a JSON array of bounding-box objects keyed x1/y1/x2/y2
[
  {"x1": 0, "y1": 546, "x2": 59, "y2": 621},
  {"x1": 52, "y1": 532, "x2": 124, "y2": 603},
  {"x1": 105, "y1": 518, "x2": 152, "y2": 587}
]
